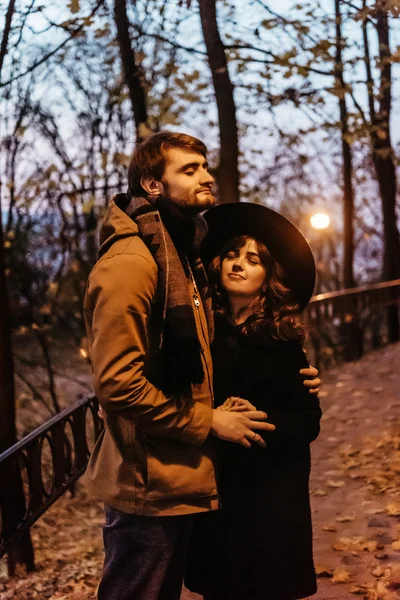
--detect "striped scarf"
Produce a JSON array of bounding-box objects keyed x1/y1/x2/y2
[{"x1": 115, "y1": 193, "x2": 214, "y2": 393}]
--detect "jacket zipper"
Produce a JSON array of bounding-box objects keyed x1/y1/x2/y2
[{"x1": 184, "y1": 255, "x2": 214, "y2": 407}]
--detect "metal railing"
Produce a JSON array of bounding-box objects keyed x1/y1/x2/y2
[
  {"x1": 305, "y1": 279, "x2": 400, "y2": 369},
  {"x1": 0, "y1": 395, "x2": 102, "y2": 560}
]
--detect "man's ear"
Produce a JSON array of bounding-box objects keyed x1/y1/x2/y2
[{"x1": 140, "y1": 177, "x2": 164, "y2": 196}]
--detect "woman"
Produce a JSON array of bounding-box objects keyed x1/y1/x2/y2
[{"x1": 185, "y1": 203, "x2": 322, "y2": 600}]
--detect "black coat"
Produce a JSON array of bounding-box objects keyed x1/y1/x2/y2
[{"x1": 186, "y1": 317, "x2": 322, "y2": 600}]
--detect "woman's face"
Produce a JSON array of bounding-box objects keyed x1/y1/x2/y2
[{"x1": 221, "y1": 238, "x2": 267, "y2": 299}]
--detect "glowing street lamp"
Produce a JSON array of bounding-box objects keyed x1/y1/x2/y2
[{"x1": 310, "y1": 212, "x2": 330, "y2": 230}]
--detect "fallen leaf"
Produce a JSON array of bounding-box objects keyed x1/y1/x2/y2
[
  {"x1": 361, "y1": 540, "x2": 378, "y2": 552},
  {"x1": 386, "y1": 503, "x2": 400, "y2": 516},
  {"x1": 339, "y1": 443, "x2": 359, "y2": 457},
  {"x1": 332, "y1": 541, "x2": 347, "y2": 551},
  {"x1": 375, "y1": 551, "x2": 389, "y2": 559},
  {"x1": 315, "y1": 565, "x2": 334, "y2": 578},
  {"x1": 322, "y1": 524, "x2": 337, "y2": 532},
  {"x1": 387, "y1": 580, "x2": 400, "y2": 591},
  {"x1": 311, "y1": 488, "x2": 327, "y2": 496},
  {"x1": 325, "y1": 469, "x2": 345, "y2": 477},
  {"x1": 336, "y1": 514, "x2": 355, "y2": 523},
  {"x1": 327, "y1": 479, "x2": 345, "y2": 488},
  {"x1": 350, "y1": 584, "x2": 374, "y2": 595},
  {"x1": 344, "y1": 459, "x2": 361, "y2": 469},
  {"x1": 332, "y1": 567, "x2": 351, "y2": 583},
  {"x1": 332, "y1": 536, "x2": 378, "y2": 553},
  {"x1": 347, "y1": 471, "x2": 364, "y2": 480},
  {"x1": 365, "y1": 507, "x2": 385, "y2": 515},
  {"x1": 372, "y1": 565, "x2": 385, "y2": 577},
  {"x1": 361, "y1": 447, "x2": 375, "y2": 456}
]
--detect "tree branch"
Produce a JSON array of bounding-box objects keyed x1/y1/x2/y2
[
  {"x1": 0, "y1": 0, "x2": 106, "y2": 88},
  {"x1": 14, "y1": 369, "x2": 54, "y2": 416},
  {"x1": 349, "y1": 91, "x2": 368, "y2": 125}
]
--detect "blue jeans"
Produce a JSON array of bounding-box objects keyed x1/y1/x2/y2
[{"x1": 98, "y1": 507, "x2": 196, "y2": 600}]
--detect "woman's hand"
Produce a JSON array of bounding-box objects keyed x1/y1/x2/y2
[
  {"x1": 211, "y1": 409, "x2": 275, "y2": 448},
  {"x1": 98, "y1": 405, "x2": 105, "y2": 420},
  {"x1": 300, "y1": 365, "x2": 321, "y2": 395},
  {"x1": 217, "y1": 396, "x2": 257, "y2": 412}
]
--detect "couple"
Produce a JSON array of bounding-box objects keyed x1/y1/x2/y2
[{"x1": 83, "y1": 132, "x2": 321, "y2": 600}]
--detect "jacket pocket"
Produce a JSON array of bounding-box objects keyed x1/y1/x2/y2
[{"x1": 143, "y1": 435, "x2": 217, "y2": 501}]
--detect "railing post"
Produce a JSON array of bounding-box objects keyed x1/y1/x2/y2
[
  {"x1": 0, "y1": 458, "x2": 35, "y2": 574},
  {"x1": 51, "y1": 421, "x2": 67, "y2": 490},
  {"x1": 73, "y1": 406, "x2": 90, "y2": 471},
  {"x1": 338, "y1": 295, "x2": 364, "y2": 361},
  {"x1": 387, "y1": 295, "x2": 399, "y2": 343}
]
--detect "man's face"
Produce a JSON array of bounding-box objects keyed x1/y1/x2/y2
[{"x1": 160, "y1": 148, "x2": 216, "y2": 214}]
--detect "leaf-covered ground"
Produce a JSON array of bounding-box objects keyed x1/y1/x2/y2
[{"x1": 1, "y1": 342, "x2": 400, "y2": 600}]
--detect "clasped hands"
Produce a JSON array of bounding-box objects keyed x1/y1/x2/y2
[
  {"x1": 217, "y1": 396, "x2": 257, "y2": 412},
  {"x1": 211, "y1": 397, "x2": 275, "y2": 449},
  {"x1": 211, "y1": 366, "x2": 320, "y2": 449}
]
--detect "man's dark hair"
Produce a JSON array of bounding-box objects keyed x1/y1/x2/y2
[{"x1": 127, "y1": 132, "x2": 207, "y2": 197}]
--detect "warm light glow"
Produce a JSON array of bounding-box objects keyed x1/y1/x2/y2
[
  {"x1": 80, "y1": 348, "x2": 88, "y2": 359},
  {"x1": 310, "y1": 212, "x2": 330, "y2": 230}
]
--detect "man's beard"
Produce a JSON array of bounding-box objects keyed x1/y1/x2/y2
[{"x1": 162, "y1": 185, "x2": 215, "y2": 215}]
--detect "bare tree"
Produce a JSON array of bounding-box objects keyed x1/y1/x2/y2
[
  {"x1": 360, "y1": 0, "x2": 400, "y2": 339},
  {"x1": 0, "y1": 0, "x2": 35, "y2": 574}
]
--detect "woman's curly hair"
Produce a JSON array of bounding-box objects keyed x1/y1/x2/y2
[{"x1": 208, "y1": 235, "x2": 306, "y2": 342}]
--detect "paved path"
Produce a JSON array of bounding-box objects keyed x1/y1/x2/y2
[{"x1": 182, "y1": 342, "x2": 400, "y2": 600}]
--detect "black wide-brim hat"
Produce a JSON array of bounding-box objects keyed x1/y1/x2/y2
[{"x1": 201, "y1": 202, "x2": 316, "y2": 310}]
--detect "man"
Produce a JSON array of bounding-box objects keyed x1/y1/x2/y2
[{"x1": 83, "y1": 132, "x2": 320, "y2": 600}]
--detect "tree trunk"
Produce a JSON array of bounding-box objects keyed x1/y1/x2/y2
[
  {"x1": 363, "y1": 5, "x2": 400, "y2": 340},
  {"x1": 0, "y1": 0, "x2": 35, "y2": 573},
  {"x1": 199, "y1": 0, "x2": 240, "y2": 204},
  {"x1": 0, "y1": 0, "x2": 19, "y2": 462},
  {"x1": 0, "y1": 128, "x2": 35, "y2": 580},
  {"x1": 0, "y1": 219, "x2": 16, "y2": 453},
  {"x1": 113, "y1": 0, "x2": 151, "y2": 142},
  {"x1": 335, "y1": 0, "x2": 355, "y2": 289},
  {"x1": 373, "y1": 9, "x2": 400, "y2": 280}
]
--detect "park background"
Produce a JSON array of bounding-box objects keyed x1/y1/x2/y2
[{"x1": 0, "y1": 1, "x2": 400, "y2": 598}]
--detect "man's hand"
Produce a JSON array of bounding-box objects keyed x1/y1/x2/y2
[
  {"x1": 300, "y1": 365, "x2": 321, "y2": 395},
  {"x1": 210, "y1": 409, "x2": 275, "y2": 448},
  {"x1": 217, "y1": 396, "x2": 257, "y2": 412}
]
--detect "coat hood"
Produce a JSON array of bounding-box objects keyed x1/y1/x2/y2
[{"x1": 98, "y1": 198, "x2": 139, "y2": 258}]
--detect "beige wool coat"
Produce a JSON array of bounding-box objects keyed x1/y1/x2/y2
[{"x1": 83, "y1": 200, "x2": 218, "y2": 516}]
